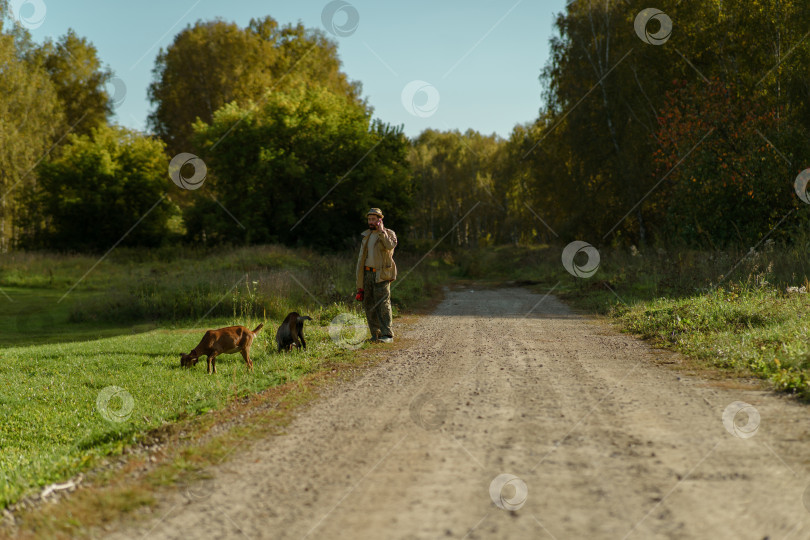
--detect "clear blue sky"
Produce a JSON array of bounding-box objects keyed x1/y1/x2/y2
[{"x1": 18, "y1": 0, "x2": 567, "y2": 139}]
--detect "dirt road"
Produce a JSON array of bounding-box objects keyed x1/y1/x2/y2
[{"x1": 110, "y1": 286, "x2": 810, "y2": 539}]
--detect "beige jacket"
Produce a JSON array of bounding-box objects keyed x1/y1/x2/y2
[{"x1": 356, "y1": 227, "x2": 397, "y2": 288}]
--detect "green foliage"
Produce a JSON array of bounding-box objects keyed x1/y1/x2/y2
[
  {"x1": 27, "y1": 28, "x2": 114, "y2": 137},
  {"x1": 516, "y1": 0, "x2": 810, "y2": 248},
  {"x1": 147, "y1": 16, "x2": 364, "y2": 156},
  {"x1": 408, "y1": 129, "x2": 506, "y2": 247},
  {"x1": 17, "y1": 125, "x2": 178, "y2": 251},
  {"x1": 0, "y1": 17, "x2": 63, "y2": 252},
  {"x1": 651, "y1": 77, "x2": 810, "y2": 247},
  {"x1": 3, "y1": 1, "x2": 810, "y2": 254},
  {"x1": 0, "y1": 13, "x2": 121, "y2": 251},
  {"x1": 187, "y1": 81, "x2": 413, "y2": 250}
]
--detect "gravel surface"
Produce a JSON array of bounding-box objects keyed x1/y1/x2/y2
[{"x1": 108, "y1": 286, "x2": 810, "y2": 539}]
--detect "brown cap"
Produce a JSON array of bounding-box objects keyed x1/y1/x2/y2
[{"x1": 366, "y1": 207, "x2": 384, "y2": 218}]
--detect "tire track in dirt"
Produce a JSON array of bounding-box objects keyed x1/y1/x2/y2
[{"x1": 108, "y1": 286, "x2": 810, "y2": 540}]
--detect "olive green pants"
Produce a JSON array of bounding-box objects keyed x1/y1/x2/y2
[{"x1": 363, "y1": 269, "x2": 393, "y2": 339}]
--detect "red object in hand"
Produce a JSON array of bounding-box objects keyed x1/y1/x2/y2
[{"x1": 355, "y1": 289, "x2": 364, "y2": 301}]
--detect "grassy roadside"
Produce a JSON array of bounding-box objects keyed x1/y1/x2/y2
[
  {"x1": 1, "y1": 290, "x2": 448, "y2": 540},
  {"x1": 1, "y1": 313, "x2": 350, "y2": 509},
  {"x1": 0, "y1": 243, "x2": 457, "y2": 532},
  {"x1": 614, "y1": 286, "x2": 810, "y2": 390},
  {"x1": 451, "y1": 242, "x2": 810, "y2": 400}
]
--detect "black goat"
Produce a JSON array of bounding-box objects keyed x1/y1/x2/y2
[{"x1": 275, "y1": 312, "x2": 312, "y2": 352}]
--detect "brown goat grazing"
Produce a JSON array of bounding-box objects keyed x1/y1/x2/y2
[
  {"x1": 180, "y1": 323, "x2": 263, "y2": 374},
  {"x1": 275, "y1": 312, "x2": 312, "y2": 352}
]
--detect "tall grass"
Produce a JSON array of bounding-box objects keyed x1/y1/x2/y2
[{"x1": 0, "y1": 243, "x2": 454, "y2": 329}]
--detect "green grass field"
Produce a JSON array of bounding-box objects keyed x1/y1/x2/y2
[
  {"x1": 0, "y1": 244, "x2": 453, "y2": 509},
  {"x1": 0, "y1": 313, "x2": 352, "y2": 508}
]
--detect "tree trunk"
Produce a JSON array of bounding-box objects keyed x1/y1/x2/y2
[{"x1": 636, "y1": 207, "x2": 646, "y2": 246}]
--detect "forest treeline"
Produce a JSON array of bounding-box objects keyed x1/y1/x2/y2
[{"x1": 1, "y1": 0, "x2": 809, "y2": 253}]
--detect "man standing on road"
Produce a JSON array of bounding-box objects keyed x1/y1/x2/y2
[{"x1": 355, "y1": 208, "x2": 397, "y2": 343}]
